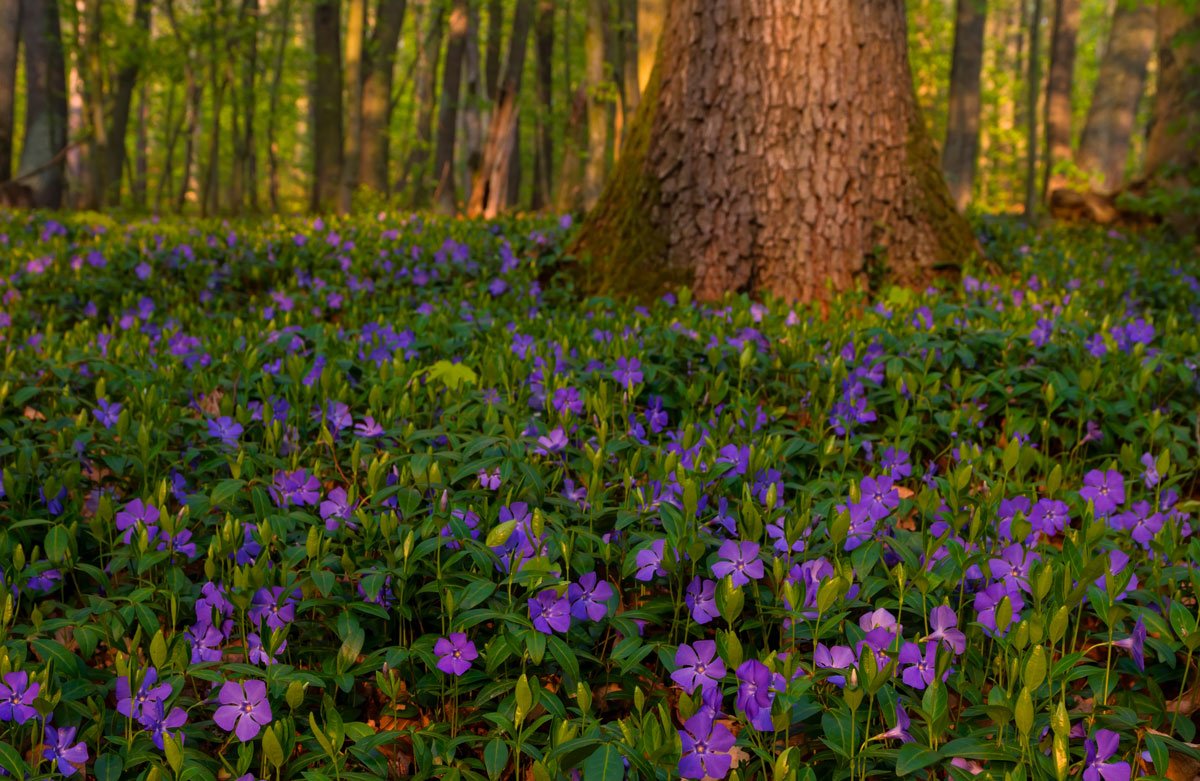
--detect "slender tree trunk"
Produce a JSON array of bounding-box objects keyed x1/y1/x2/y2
[
  {"x1": 266, "y1": 0, "x2": 292, "y2": 211},
  {"x1": 555, "y1": 85, "x2": 587, "y2": 211},
  {"x1": 359, "y1": 0, "x2": 406, "y2": 194},
  {"x1": 157, "y1": 83, "x2": 179, "y2": 213},
  {"x1": 1075, "y1": 0, "x2": 1154, "y2": 195},
  {"x1": 621, "y1": 0, "x2": 639, "y2": 121},
  {"x1": 1042, "y1": 0, "x2": 1080, "y2": 200},
  {"x1": 18, "y1": 0, "x2": 69, "y2": 208},
  {"x1": 531, "y1": 0, "x2": 554, "y2": 210},
  {"x1": 572, "y1": 0, "x2": 975, "y2": 303},
  {"x1": 485, "y1": 0, "x2": 502, "y2": 100},
  {"x1": 942, "y1": 0, "x2": 987, "y2": 212},
  {"x1": 0, "y1": 0, "x2": 20, "y2": 183},
  {"x1": 468, "y1": 0, "x2": 534, "y2": 217},
  {"x1": 1142, "y1": 4, "x2": 1200, "y2": 234},
  {"x1": 582, "y1": 0, "x2": 608, "y2": 209},
  {"x1": 463, "y1": 0, "x2": 484, "y2": 197},
  {"x1": 103, "y1": 0, "x2": 151, "y2": 206},
  {"x1": 1023, "y1": 0, "x2": 1043, "y2": 219},
  {"x1": 80, "y1": 0, "x2": 106, "y2": 209},
  {"x1": 340, "y1": 0, "x2": 366, "y2": 212},
  {"x1": 229, "y1": 0, "x2": 258, "y2": 211},
  {"x1": 201, "y1": 0, "x2": 227, "y2": 217},
  {"x1": 134, "y1": 79, "x2": 148, "y2": 208},
  {"x1": 433, "y1": 0, "x2": 468, "y2": 212},
  {"x1": 400, "y1": 0, "x2": 445, "y2": 205},
  {"x1": 636, "y1": 0, "x2": 662, "y2": 94},
  {"x1": 179, "y1": 76, "x2": 204, "y2": 212},
  {"x1": 311, "y1": 0, "x2": 343, "y2": 212}
]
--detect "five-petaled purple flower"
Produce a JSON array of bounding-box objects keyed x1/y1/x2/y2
[
  {"x1": 528, "y1": 589, "x2": 571, "y2": 634},
  {"x1": 1083, "y1": 729, "x2": 1130, "y2": 781},
  {"x1": 208, "y1": 416, "x2": 243, "y2": 448},
  {"x1": 685, "y1": 577, "x2": 719, "y2": 625},
  {"x1": 567, "y1": 572, "x2": 614, "y2": 622},
  {"x1": 711, "y1": 540, "x2": 764, "y2": 588},
  {"x1": 270, "y1": 469, "x2": 320, "y2": 508},
  {"x1": 434, "y1": 633, "x2": 478, "y2": 676},
  {"x1": 213, "y1": 679, "x2": 273, "y2": 742},
  {"x1": 94, "y1": 398, "x2": 122, "y2": 429},
  {"x1": 0, "y1": 671, "x2": 40, "y2": 724},
  {"x1": 1079, "y1": 469, "x2": 1125, "y2": 516},
  {"x1": 249, "y1": 586, "x2": 299, "y2": 631},
  {"x1": 672, "y1": 640, "x2": 726, "y2": 694},
  {"x1": 43, "y1": 725, "x2": 89, "y2": 776},
  {"x1": 678, "y1": 712, "x2": 737, "y2": 780},
  {"x1": 117, "y1": 666, "x2": 172, "y2": 723}
]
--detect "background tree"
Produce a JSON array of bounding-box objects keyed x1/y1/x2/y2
[
  {"x1": 19, "y1": 0, "x2": 69, "y2": 208},
  {"x1": 943, "y1": 0, "x2": 988, "y2": 211},
  {"x1": 1043, "y1": 0, "x2": 1081, "y2": 199},
  {"x1": 311, "y1": 0, "x2": 343, "y2": 212},
  {"x1": 0, "y1": 0, "x2": 19, "y2": 185},
  {"x1": 572, "y1": 0, "x2": 976, "y2": 302}
]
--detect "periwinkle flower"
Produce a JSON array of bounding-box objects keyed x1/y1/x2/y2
[
  {"x1": 207, "y1": 416, "x2": 243, "y2": 448},
  {"x1": 116, "y1": 667, "x2": 172, "y2": 724},
  {"x1": 711, "y1": 540, "x2": 764, "y2": 587},
  {"x1": 974, "y1": 581, "x2": 1023, "y2": 637},
  {"x1": 320, "y1": 487, "x2": 356, "y2": 532},
  {"x1": 634, "y1": 539, "x2": 668, "y2": 581},
  {"x1": 270, "y1": 469, "x2": 320, "y2": 508},
  {"x1": 0, "y1": 671, "x2": 40, "y2": 724},
  {"x1": 925, "y1": 605, "x2": 966, "y2": 655},
  {"x1": 1083, "y1": 729, "x2": 1130, "y2": 781},
  {"x1": 672, "y1": 640, "x2": 726, "y2": 695},
  {"x1": 878, "y1": 704, "x2": 914, "y2": 743},
  {"x1": 478, "y1": 467, "x2": 502, "y2": 490},
  {"x1": 213, "y1": 679, "x2": 272, "y2": 742},
  {"x1": 898, "y1": 642, "x2": 937, "y2": 690},
  {"x1": 1112, "y1": 616, "x2": 1146, "y2": 672},
  {"x1": 1079, "y1": 469, "x2": 1124, "y2": 516},
  {"x1": 249, "y1": 586, "x2": 299, "y2": 631},
  {"x1": 43, "y1": 725, "x2": 89, "y2": 776},
  {"x1": 613, "y1": 357, "x2": 643, "y2": 389},
  {"x1": 1029, "y1": 498, "x2": 1070, "y2": 538},
  {"x1": 1140, "y1": 452, "x2": 1160, "y2": 488},
  {"x1": 116, "y1": 499, "x2": 161, "y2": 544},
  {"x1": 534, "y1": 427, "x2": 568, "y2": 454},
  {"x1": 434, "y1": 633, "x2": 478, "y2": 676},
  {"x1": 685, "y1": 577, "x2": 719, "y2": 625},
  {"x1": 567, "y1": 572, "x2": 614, "y2": 622},
  {"x1": 814, "y1": 643, "x2": 856, "y2": 687},
  {"x1": 735, "y1": 659, "x2": 783, "y2": 731},
  {"x1": 678, "y1": 712, "x2": 736, "y2": 780},
  {"x1": 94, "y1": 397, "x2": 122, "y2": 429},
  {"x1": 528, "y1": 589, "x2": 571, "y2": 634}
]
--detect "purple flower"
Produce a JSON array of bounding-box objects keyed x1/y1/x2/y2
[
  {"x1": 43, "y1": 725, "x2": 89, "y2": 776},
  {"x1": 319, "y1": 487, "x2": 356, "y2": 532},
  {"x1": 1084, "y1": 729, "x2": 1130, "y2": 781},
  {"x1": 878, "y1": 704, "x2": 914, "y2": 743},
  {"x1": 671, "y1": 640, "x2": 726, "y2": 695},
  {"x1": 898, "y1": 642, "x2": 937, "y2": 690},
  {"x1": 207, "y1": 416, "x2": 243, "y2": 448},
  {"x1": 143, "y1": 702, "x2": 188, "y2": 750},
  {"x1": 685, "y1": 577, "x2": 719, "y2": 625},
  {"x1": 1079, "y1": 469, "x2": 1125, "y2": 516},
  {"x1": 974, "y1": 582, "x2": 1023, "y2": 637},
  {"x1": 434, "y1": 633, "x2": 478, "y2": 676},
  {"x1": 116, "y1": 498, "x2": 160, "y2": 544},
  {"x1": 634, "y1": 539, "x2": 667, "y2": 581},
  {"x1": 988, "y1": 543, "x2": 1039, "y2": 595},
  {"x1": 735, "y1": 660, "x2": 783, "y2": 731},
  {"x1": 1140, "y1": 452, "x2": 1160, "y2": 488},
  {"x1": 355, "y1": 416, "x2": 384, "y2": 438},
  {"x1": 567, "y1": 572, "x2": 614, "y2": 622},
  {"x1": 926, "y1": 605, "x2": 966, "y2": 655},
  {"x1": 711, "y1": 540, "x2": 764, "y2": 587},
  {"x1": 270, "y1": 469, "x2": 320, "y2": 508},
  {"x1": 0, "y1": 671, "x2": 40, "y2": 724},
  {"x1": 851, "y1": 475, "x2": 900, "y2": 524},
  {"x1": 528, "y1": 589, "x2": 571, "y2": 634},
  {"x1": 213, "y1": 680, "x2": 273, "y2": 742},
  {"x1": 534, "y1": 427, "x2": 568, "y2": 455},
  {"x1": 716, "y1": 444, "x2": 750, "y2": 477},
  {"x1": 94, "y1": 397, "x2": 122, "y2": 429},
  {"x1": 1113, "y1": 616, "x2": 1146, "y2": 672},
  {"x1": 249, "y1": 587, "x2": 298, "y2": 631},
  {"x1": 478, "y1": 468, "x2": 502, "y2": 490},
  {"x1": 1029, "y1": 498, "x2": 1070, "y2": 538},
  {"x1": 613, "y1": 357, "x2": 643, "y2": 390},
  {"x1": 859, "y1": 608, "x2": 901, "y2": 651},
  {"x1": 116, "y1": 667, "x2": 172, "y2": 724},
  {"x1": 678, "y1": 712, "x2": 736, "y2": 780},
  {"x1": 248, "y1": 633, "x2": 285, "y2": 666}
]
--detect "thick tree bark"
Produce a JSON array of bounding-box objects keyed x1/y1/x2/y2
[
  {"x1": 582, "y1": 0, "x2": 608, "y2": 209},
  {"x1": 468, "y1": 0, "x2": 534, "y2": 217},
  {"x1": 311, "y1": 0, "x2": 344, "y2": 213},
  {"x1": 1042, "y1": 0, "x2": 1080, "y2": 200},
  {"x1": 942, "y1": 0, "x2": 987, "y2": 212},
  {"x1": 0, "y1": 0, "x2": 20, "y2": 184},
  {"x1": 433, "y1": 0, "x2": 468, "y2": 213},
  {"x1": 1023, "y1": 0, "x2": 1043, "y2": 219},
  {"x1": 572, "y1": 0, "x2": 975, "y2": 303},
  {"x1": 532, "y1": 0, "x2": 555, "y2": 210},
  {"x1": 1142, "y1": 5, "x2": 1200, "y2": 234},
  {"x1": 359, "y1": 0, "x2": 407, "y2": 194},
  {"x1": 1074, "y1": 1, "x2": 1154, "y2": 195},
  {"x1": 104, "y1": 0, "x2": 151, "y2": 207},
  {"x1": 339, "y1": 0, "x2": 366, "y2": 212},
  {"x1": 400, "y1": 0, "x2": 445, "y2": 206},
  {"x1": 18, "y1": 0, "x2": 69, "y2": 208}
]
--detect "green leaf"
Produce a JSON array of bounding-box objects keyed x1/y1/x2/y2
[
  {"x1": 425, "y1": 360, "x2": 478, "y2": 390},
  {"x1": 896, "y1": 743, "x2": 942, "y2": 776},
  {"x1": 0, "y1": 741, "x2": 27, "y2": 778},
  {"x1": 210, "y1": 478, "x2": 246, "y2": 507},
  {"x1": 484, "y1": 737, "x2": 509, "y2": 780},
  {"x1": 457, "y1": 580, "x2": 496, "y2": 612},
  {"x1": 44, "y1": 525, "x2": 71, "y2": 563},
  {"x1": 263, "y1": 724, "x2": 285, "y2": 769},
  {"x1": 94, "y1": 753, "x2": 124, "y2": 781},
  {"x1": 582, "y1": 744, "x2": 624, "y2": 781},
  {"x1": 486, "y1": 520, "x2": 518, "y2": 549}
]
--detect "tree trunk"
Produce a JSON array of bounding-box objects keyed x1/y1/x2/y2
[
  {"x1": 1074, "y1": 1, "x2": 1154, "y2": 195},
  {"x1": 80, "y1": 0, "x2": 105, "y2": 209},
  {"x1": 582, "y1": 0, "x2": 608, "y2": 209},
  {"x1": 359, "y1": 0, "x2": 407, "y2": 194},
  {"x1": 201, "y1": 0, "x2": 226, "y2": 218},
  {"x1": 0, "y1": 0, "x2": 20, "y2": 184},
  {"x1": 636, "y1": 0, "x2": 662, "y2": 94},
  {"x1": 531, "y1": 0, "x2": 554, "y2": 210},
  {"x1": 467, "y1": 0, "x2": 534, "y2": 217},
  {"x1": 484, "y1": 0, "x2": 502, "y2": 100},
  {"x1": 311, "y1": 0, "x2": 343, "y2": 213},
  {"x1": 942, "y1": 0, "x2": 987, "y2": 212},
  {"x1": 433, "y1": 0, "x2": 468, "y2": 213},
  {"x1": 555, "y1": 85, "x2": 587, "y2": 211},
  {"x1": 463, "y1": 0, "x2": 484, "y2": 197},
  {"x1": 104, "y1": 0, "x2": 151, "y2": 207},
  {"x1": 230, "y1": 0, "x2": 258, "y2": 211},
  {"x1": 620, "y1": 0, "x2": 639, "y2": 121},
  {"x1": 572, "y1": 0, "x2": 975, "y2": 303},
  {"x1": 1142, "y1": 5, "x2": 1200, "y2": 234},
  {"x1": 400, "y1": 0, "x2": 445, "y2": 206},
  {"x1": 266, "y1": 0, "x2": 292, "y2": 211},
  {"x1": 18, "y1": 0, "x2": 69, "y2": 208},
  {"x1": 1023, "y1": 0, "x2": 1043, "y2": 219},
  {"x1": 339, "y1": 0, "x2": 366, "y2": 212},
  {"x1": 134, "y1": 79, "x2": 148, "y2": 208},
  {"x1": 1042, "y1": 0, "x2": 1080, "y2": 200}
]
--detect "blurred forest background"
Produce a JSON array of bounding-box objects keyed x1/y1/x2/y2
[{"x1": 0, "y1": 0, "x2": 1190, "y2": 218}]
